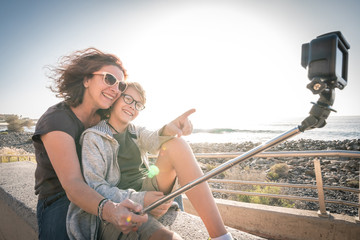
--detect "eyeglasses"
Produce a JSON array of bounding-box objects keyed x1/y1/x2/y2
[
  {"x1": 92, "y1": 71, "x2": 127, "y2": 92},
  {"x1": 121, "y1": 93, "x2": 145, "y2": 111}
]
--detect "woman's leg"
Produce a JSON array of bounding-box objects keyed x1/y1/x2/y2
[
  {"x1": 37, "y1": 192, "x2": 70, "y2": 240},
  {"x1": 155, "y1": 138, "x2": 227, "y2": 238}
]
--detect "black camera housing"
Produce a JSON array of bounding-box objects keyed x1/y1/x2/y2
[
  {"x1": 301, "y1": 31, "x2": 350, "y2": 90},
  {"x1": 299, "y1": 31, "x2": 351, "y2": 131}
]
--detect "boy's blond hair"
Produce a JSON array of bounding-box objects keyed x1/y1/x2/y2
[
  {"x1": 102, "y1": 81, "x2": 146, "y2": 119},
  {"x1": 127, "y1": 82, "x2": 146, "y2": 104}
]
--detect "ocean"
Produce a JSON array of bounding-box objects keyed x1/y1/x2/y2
[
  {"x1": 1, "y1": 116, "x2": 359, "y2": 144},
  {"x1": 183, "y1": 116, "x2": 360, "y2": 143}
]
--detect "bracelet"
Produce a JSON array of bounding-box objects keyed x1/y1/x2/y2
[{"x1": 98, "y1": 198, "x2": 110, "y2": 222}]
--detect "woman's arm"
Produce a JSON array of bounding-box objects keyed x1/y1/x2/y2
[
  {"x1": 41, "y1": 131, "x2": 147, "y2": 228},
  {"x1": 42, "y1": 131, "x2": 101, "y2": 215}
]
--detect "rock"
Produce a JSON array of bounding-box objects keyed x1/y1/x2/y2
[
  {"x1": 304, "y1": 169, "x2": 315, "y2": 177},
  {"x1": 345, "y1": 160, "x2": 358, "y2": 171},
  {"x1": 1, "y1": 132, "x2": 359, "y2": 217},
  {"x1": 0, "y1": 131, "x2": 34, "y2": 153},
  {"x1": 329, "y1": 166, "x2": 338, "y2": 172}
]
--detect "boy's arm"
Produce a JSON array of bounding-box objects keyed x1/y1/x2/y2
[
  {"x1": 160, "y1": 109, "x2": 195, "y2": 137},
  {"x1": 138, "y1": 108, "x2": 195, "y2": 154},
  {"x1": 81, "y1": 131, "x2": 146, "y2": 206},
  {"x1": 137, "y1": 126, "x2": 174, "y2": 154}
]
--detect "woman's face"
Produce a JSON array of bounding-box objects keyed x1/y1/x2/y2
[
  {"x1": 84, "y1": 65, "x2": 125, "y2": 110},
  {"x1": 111, "y1": 86, "x2": 143, "y2": 125}
]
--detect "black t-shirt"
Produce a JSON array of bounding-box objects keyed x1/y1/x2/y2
[
  {"x1": 114, "y1": 128, "x2": 146, "y2": 191},
  {"x1": 33, "y1": 102, "x2": 84, "y2": 199}
]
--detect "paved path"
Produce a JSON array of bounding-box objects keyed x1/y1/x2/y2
[{"x1": 0, "y1": 161, "x2": 266, "y2": 239}]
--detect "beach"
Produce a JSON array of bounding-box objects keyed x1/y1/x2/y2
[
  {"x1": 1, "y1": 131, "x2": 359, "y2": 216},
  {"x1": 190, "y1": 139, "x2": 359, "y2": 216}
]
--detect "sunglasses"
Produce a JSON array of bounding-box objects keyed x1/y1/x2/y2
[
  {"x1": 92, "y1": 71, "x2": 127, "y2": 92},
  {"x1": 121, "y1": 93, "x2": 145, "y2": 111}
]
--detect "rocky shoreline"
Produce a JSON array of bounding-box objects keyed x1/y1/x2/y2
[
  {"x1": 0, "y1": 131, "x2": 34, "y2": 154},
  {"x1": 189, "y1": 139, "x2": 360, "y2": 216},
  {"x1": 1, "y1": 131, "x2": 359, "y2": 216}
]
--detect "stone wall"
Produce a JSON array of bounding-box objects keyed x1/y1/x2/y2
[{"x1": 0, "y1": 161, "x2": 262, "y2": 240}]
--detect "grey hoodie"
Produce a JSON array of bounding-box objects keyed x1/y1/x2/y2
[{"x1": 66, "y1": 120, "x2": 173, "y2": 240}]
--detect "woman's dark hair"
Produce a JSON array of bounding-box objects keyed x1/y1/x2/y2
[{"x1": 48, "y1": 48, "x2": 128, "y2": 107}]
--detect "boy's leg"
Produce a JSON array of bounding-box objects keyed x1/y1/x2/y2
[
  {"x1": 137, "y1": 215, "x2": 182, "y2": 240},
  {"x1": 98, "y1": 215, "x2": 168, "y2": 240},
  {"x1": 155, "y1": 138, "x2": 227, "y2": 238},
  {"x1": 148, "y1": 228, "x2": 182, "y2": 240}
]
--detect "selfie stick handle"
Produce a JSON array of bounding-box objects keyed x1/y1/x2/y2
[{"x1": 141, "y1": 126, "x2": 302, "y2": 214}]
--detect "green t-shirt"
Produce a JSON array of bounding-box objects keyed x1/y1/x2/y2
[{"x1": 113, "y1": 129, "x2": 147, "y2": 191}]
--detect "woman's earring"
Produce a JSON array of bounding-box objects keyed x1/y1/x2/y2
[{"x1": 83, "y1": 77, "x2": 90, "y2": 88}]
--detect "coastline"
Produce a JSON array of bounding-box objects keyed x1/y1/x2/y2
[
  {"x1": 189, "y1": 139, "x2": 359, "y2": 217},
  {"x1": 1, "y1": 131, "x2": 359, "y2": 154},
  {"x1": 1, "y1": 131, "x2": 359, "y2": 216}
]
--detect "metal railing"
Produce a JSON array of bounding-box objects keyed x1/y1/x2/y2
[
  {"x1": 2, "y1": 150, "x2": 359, "y2": 221},
  {"x1": 191, "y1": 150, "x2": 360, "y2": 222}
]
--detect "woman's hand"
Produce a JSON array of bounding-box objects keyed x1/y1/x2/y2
[
  {"x1": 162, "y1": 109, "x2": 196, "y2": 137},
  {"x1": 144, "y1": 191, "x2": 173, "y2": 218},
  {"x1": 103, "y1": 199, "x2": 148, "y2": 234}
]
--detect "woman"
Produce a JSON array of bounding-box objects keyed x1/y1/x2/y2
[
  {"x1": 33, "y1": 49, "x2": 148, "y2": 240},
  {"x1": 67, "y1": 82, "x2": 233, "y2": 240}
]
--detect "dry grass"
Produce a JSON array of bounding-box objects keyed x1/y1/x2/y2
[
  {"x1": 206, "y1": 160, "x2": 295, "y2": 208},
  {"x1": 0, "y1": 147, "x2": 35, "y2": 163},
  {"x1": 267, "y1": 163, "x2": 289, "y2": 180},
  {"x1": 226, "y1": 164, "x2": 267, "y2": 182}
]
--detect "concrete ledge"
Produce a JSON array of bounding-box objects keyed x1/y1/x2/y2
[
  {"x1": 0, "y1": 161, "x2": 37, "y2": 240},
  {"x1": 184, "y1": 196, "x2": 360, "y2": 240},
  {"x1": 0, "y1": 162, "x2": 263, "y2": 240},
  {"x1": 4, "y1": 161, "x2": 360, "y2": 240},
  {"x1": 158, "y1": 207, "x2": 265, "y2": 239}
]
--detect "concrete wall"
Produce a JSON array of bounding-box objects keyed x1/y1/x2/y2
[
  {"x1": 0, "y1": 161, "x2": 38, "y2": 240},
  {"x1": 0, "y1": 195, "x2": 37, "y2": 240},
  {"x1": 183, "y1": 196, "x2": 360, "y2": 240},
  {"x1": 2, "y1": 161, "x2": 359, "y2": 240},
  {"x1": 0, "y1": 161, "x2": 261, "y2": 240}
]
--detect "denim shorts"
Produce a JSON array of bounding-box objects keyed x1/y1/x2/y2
[
  {"x1": 141, "y1": 176, "x2": 183, "y2": 210},
  {"x1": 37, "y1": 191, "x2": 70, "y2": 240},
  {"x1": 98, "y1": 177, "x2": 182, "y2": 240}
]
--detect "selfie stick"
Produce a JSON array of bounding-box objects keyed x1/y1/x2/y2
[
  {"x1": 141, "y1": 31, "x2": 350, "y2": 215},
  {"x1": 141, "y1": 127, "x2": 302, "y2": 214},
  {"x1": 142, "y1": 97, "x2": 334, "y2": 214}
]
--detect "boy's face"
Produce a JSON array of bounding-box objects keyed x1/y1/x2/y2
[{"x1": 111, "y1": 86, "x2": 142, "y2": 124}]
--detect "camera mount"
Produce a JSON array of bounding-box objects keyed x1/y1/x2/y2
[
  {"x1": 300, "y1": 31, "x2": 350, "y2": 131},
  {"x1": 140, "y1": 31, "x2": 350, "y2": 215}
]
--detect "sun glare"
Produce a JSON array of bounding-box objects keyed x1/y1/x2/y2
[{"x1": 127, "y1": 3, "x2": 306, "y2": 130}]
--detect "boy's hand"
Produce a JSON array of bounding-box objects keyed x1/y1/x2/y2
[
  {"x1": 103, "y1": 199, "x2": 148, "y2": 234},
  {"x1": 144, "y1": 191, "x2": 173, "y2": 218},
  {"x1": 162, "y1": 109, "x2": 196, "y2": 137}
]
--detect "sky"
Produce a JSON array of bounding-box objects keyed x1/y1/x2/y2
[{"x1": 1, "y1": 0, "x2": 359, "y2": 130}]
